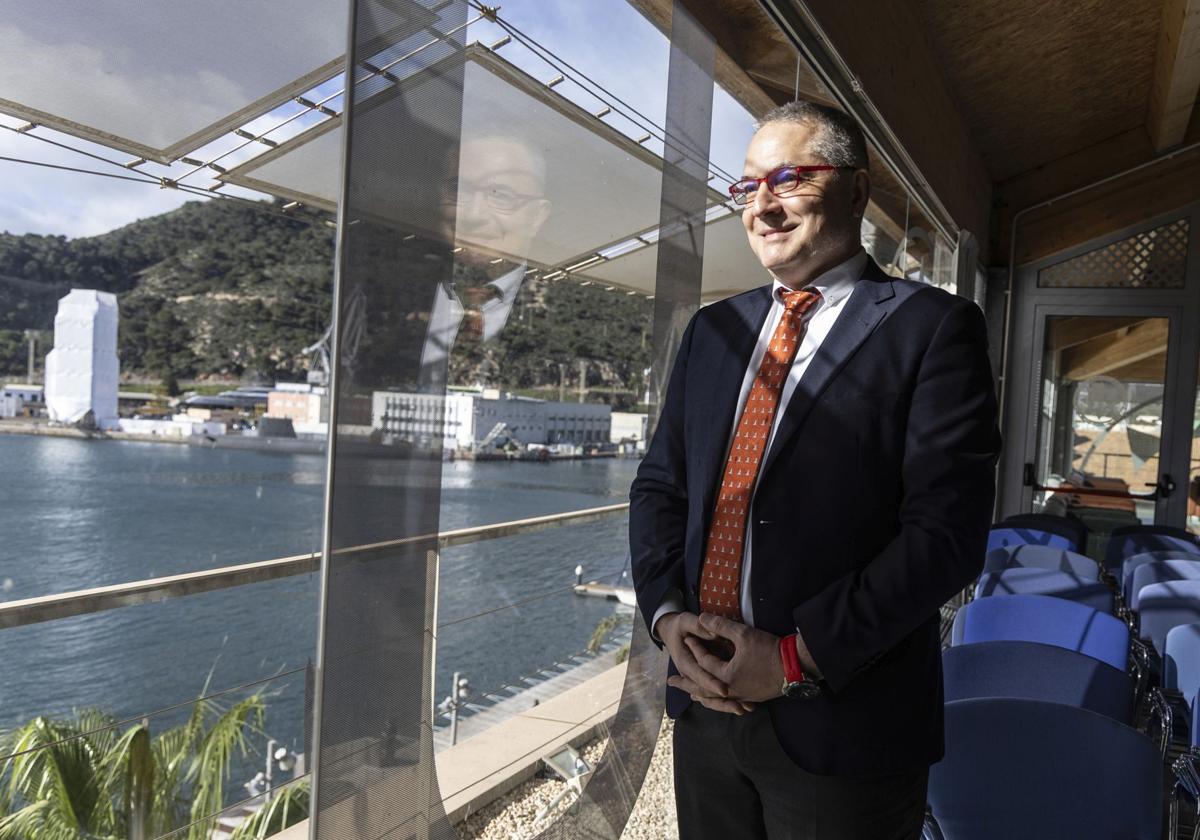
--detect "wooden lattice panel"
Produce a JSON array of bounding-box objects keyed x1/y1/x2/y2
[{"x1": 1038, "y1": 218, "x2": 1189, "y2": 289}]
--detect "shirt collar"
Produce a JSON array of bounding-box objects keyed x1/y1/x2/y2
[
  {"x1": 442, "y1": 263, "x2": 526, "y2": 306},
  {"x1": 490, "y1": 264, "x2": 526, "y2": 305},
  {"x1": 770, "y1": 249, "x2": 867, "y2": 308}
]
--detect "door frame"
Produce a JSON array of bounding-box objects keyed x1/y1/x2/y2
[{"x1": 998, "y1": 201, "x2": 1200, "y2": 526}]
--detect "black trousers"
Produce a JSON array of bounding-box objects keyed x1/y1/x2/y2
[{"x1": 673, "y1": 705, "x2": 928, "y2": 840}]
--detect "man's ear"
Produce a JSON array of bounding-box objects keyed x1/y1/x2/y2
[
  {"x1": 851, "y1": 169, "x2": 870, "y2": 219},
  {"x1": 529, "y1": 198, "x2": 552, "y2": 237}
]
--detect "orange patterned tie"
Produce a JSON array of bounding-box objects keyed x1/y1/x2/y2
[
  {"x1": 699, "y1": 288, "x2": 822, "y2": 620},
  {"x1": 456, "y1": 284, "x2": 500, "y2": 345}
]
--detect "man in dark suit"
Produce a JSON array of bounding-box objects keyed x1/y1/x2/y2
[{"x1": 630, "y1": 100, "x2": 1001, "y2": 839}]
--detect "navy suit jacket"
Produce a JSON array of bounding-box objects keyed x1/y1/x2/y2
[{"x1": 629, "y1": 258, "x2": 1001, "y2": 776}]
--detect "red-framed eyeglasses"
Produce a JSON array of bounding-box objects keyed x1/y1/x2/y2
[{"x1": 727, "y1": 164, "x2": 854, "y2": 206}]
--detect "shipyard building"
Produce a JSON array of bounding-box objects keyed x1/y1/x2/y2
[{"x1": 371, "y1": 388, "x2": 611, "y2": 451}]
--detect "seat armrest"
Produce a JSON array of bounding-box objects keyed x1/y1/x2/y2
[
  {"x1": 1148, "y1": 686, "x2": 1174, "y2": 760},
  {"x1": 1129, "y1": 637, "x2": 1152, "y2": 706},
  {"x1": 1101, "y1": 568, "x2": 1120, "y2": 593},
  {"x1": 1171, "y1": 747, "x2": 1200, "y2": 840}
]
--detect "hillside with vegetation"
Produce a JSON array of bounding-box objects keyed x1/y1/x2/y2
[{"x1": 0, "y1": 198, "x2": 652, "y2": 407}]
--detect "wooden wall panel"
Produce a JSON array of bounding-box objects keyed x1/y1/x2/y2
[{"x1": 1015, "y1": 144, "x2": 1200, "y2": 266}]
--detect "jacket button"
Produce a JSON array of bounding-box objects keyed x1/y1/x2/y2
[{"x1": 689, "y1": 584, "x2": 698, "y2": 595}]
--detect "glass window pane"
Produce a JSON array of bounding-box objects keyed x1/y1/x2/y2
[
  {"x1": 1188, "y1": 364, "x2": 1200, "y2": 537},
  {"x1": 1034, "y1": 315, "x2": 1167, "y2": 541}
]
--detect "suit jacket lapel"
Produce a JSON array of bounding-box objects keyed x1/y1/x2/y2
[
  {"x1": 698, "y1": 286, "x2": 772, "y2": 527},
  {"x1": 760, "y1": 262, "x2": 896, "y2": 480}
]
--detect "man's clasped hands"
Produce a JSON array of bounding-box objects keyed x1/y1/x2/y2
[{"x1": 657, "y1": 612, "x2": 806, "y2": 714}]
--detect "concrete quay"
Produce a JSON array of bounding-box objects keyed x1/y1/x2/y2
[{"x1": 276, "y1": 661, "x2": 635, "y2": 839}]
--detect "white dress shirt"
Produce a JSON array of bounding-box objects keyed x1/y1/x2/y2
[
  {"x1": 652, "y1": 249, "x2": 869, "y2": 636},
  {"x1": 419, "y1": 265, "x2": 526, "y2": 387}
]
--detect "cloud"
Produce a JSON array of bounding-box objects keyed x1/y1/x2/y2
[
  {"x1": 0, "y1": 2, "x2": 346, "y2": 238},
  {"x1": 0, "y1": 4, "x2": 342, "y2": 153},
  {"x1": 0, "y1": 126, "x2": 194, "y2": 238},
  {"x1": 0, "y1": 0, "x2": 757, "y2": 240}
]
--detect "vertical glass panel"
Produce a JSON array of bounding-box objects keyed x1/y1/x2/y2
[
  {"x1": 1033, "y1": 315, "x2": 1167, "y2": 547},
  {"x1": 314, "y1": 0, "x2": 713, "y2": 837},
  {"x1": 861, "y1": 178, "x2": 906, "y2": 271},
  {"x1": 862, "y1": 184, "x2": 954, "y2": 289},
  {"x1": 1, "y1": 62, "x2": 334, "y2": 840}
]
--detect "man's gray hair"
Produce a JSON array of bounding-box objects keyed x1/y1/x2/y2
[{"x1": 755, "y1": 101, "x2": 869, "y2": 171}]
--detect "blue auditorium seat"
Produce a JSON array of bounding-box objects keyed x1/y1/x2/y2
[
  {"x1": 983, "y1": 544, "x2": 1098, "y2": 578},
  {"x1": 1128, "y1": 559, "x2": 1200, "y2": 610},
  {"x1": 1165, "y1": 623, "x2": 1200, "y2": 701},
  {"x1": 974, "y1": 567, "x2": 1113, "y2": 613},
  {"x1": 950, "y1": 593, "x2": 1129, "y2": 671},
  {"x1": 1137, "y1": 581, "x2": 1200, "y2": 656},
  {"x1": 1002, "y1": 512, "x2": 1087, "y2": 552},
  {"x1": 1122, "y1": 549, "x2": 1200, "y2": 604},
  {"x1": 942, "y1": 640, "x2": 1134, "y2": 724},
  {"x1": 1194, "y1": 698, "x2": 1200, "y2": 748},
  {"x1": 928, "y1": 698, "x2": 1162, "y2": 839},
  {"x1": 1106, "y1": 524, "x2": 1200, "y2": 574},
  {"x1": 987, "y1": 525, "x2": 1074, "y2": 553}
]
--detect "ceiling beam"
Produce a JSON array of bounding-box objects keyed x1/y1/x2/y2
[
  {"x1": 1012, "y1": 142, "x2": 1200, "y2": 266},
  {"x1": 1048, "y1": 316, "x2": 1152, "y2": 351},
  {"x1": 991, "y1": 127, "x2": 1154, "y2": 262},
  {"x1": 1105, "y1": 352, "x2": 1168, "y2": 383},
  {"x1": 1061, "y1": 319, "x2": 1169, "y2": 381},
  {"x1": 1148, "y1": 0, "x2": 1200, "y2": 152}
]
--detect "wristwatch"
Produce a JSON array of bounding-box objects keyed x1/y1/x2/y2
[{"x1": 780, "y1": 633, "x2": 823, "y2": 699}]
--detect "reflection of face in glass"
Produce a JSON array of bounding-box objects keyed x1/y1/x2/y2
[{"x1": 438, "y1": 136, "x2": 552, "y2": 266}]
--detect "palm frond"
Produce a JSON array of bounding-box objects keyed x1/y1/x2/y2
[
  {"x1": 0, "y1": 796, "x2": 108, "y2": 840},
  {"x1": 1, "y1": 715, "x2": 108, "y2": 834},
  {"x1": 229, "y1": 779, "x2": 310, "y2": 840},
  {"x1": 148, "y1": 724, "x2": 192, "y2": 833},
  {"x1": 0, "y1": 688, "x2": 276, "y2": 840},
  {"x1": 98, "y1": 723, "x2": 156, "y2": 840},
  {"x1": 184, "y1": 694, "x2": 265, "y2": 840}
]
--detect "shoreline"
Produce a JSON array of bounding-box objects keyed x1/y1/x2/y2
[
  {"x1": 0, "y1": 421, "x2": 635, "y2": 460},
  {"x1": 0, "y1": 420, "x2": 189, "y2": 445}
]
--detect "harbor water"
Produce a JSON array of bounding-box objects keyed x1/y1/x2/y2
[{"x1": 0, "y1": 434, "x2": 637, "y2": 759}]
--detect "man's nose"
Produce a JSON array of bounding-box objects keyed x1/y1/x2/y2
[
  {"x1": 750, "y1": 180, "x2": 780, "y2": 215},
  {"x1": 456, "y1": 192, "x2": 495, "y2": 232}
]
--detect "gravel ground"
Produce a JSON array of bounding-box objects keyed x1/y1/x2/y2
[{"x1": 456, "y1": 716, "x2": 679, "y2": 840}]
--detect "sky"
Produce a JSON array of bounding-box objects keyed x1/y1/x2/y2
[{"x1": 0, "y1": 0, "x2": 757, "y2": 240}]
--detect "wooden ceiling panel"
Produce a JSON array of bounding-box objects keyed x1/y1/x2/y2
[
  {"x1": 913, "y1": 0, "x2": 1162, "y2": 181},
  {"x1": 1060, "y1": 319, "x2": 1169, "y2": 381},
  {"x1": 1106, "y1": 352, "x2": 1168, "y2": 382},
  {"x1": 1048, "y1": 316, "x2": 1152, "y2": 351}
]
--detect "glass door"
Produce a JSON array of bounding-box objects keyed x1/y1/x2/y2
[
  {"x1": 1187, "y1": 360, "x2": 1200, "y2": 536},
  {"x1": 998, "y1": 208, "x2": 1200, "y2": 541},
  {"x1": 1027, "y1": 308, "x2": 1184, "y2": 555}
]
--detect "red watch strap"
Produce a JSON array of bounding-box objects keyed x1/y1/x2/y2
[{"x1": 779, "y1": 633, "x2": 805, "y2": 684}]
